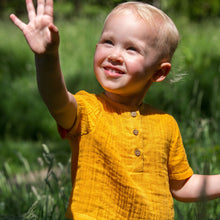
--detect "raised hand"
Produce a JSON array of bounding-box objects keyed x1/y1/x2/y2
[{"x1": 10, "y1": 0, "x2": 59, "y2": 55}]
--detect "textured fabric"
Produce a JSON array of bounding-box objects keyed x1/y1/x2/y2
[{"x1": 59, "y1": 90, "x2": 193, "y2": 220}]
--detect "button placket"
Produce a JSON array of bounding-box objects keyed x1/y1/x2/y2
[
  {"x1": 131, "y1": 111, "x2": 140, "y2": 156},
  {"x1": 133, "y1": 129, "x2": 139, "y2": 136},
  {"x1": 129, "y1": 110, "x2": 143, "y2": 168},
  {"x1": 135, "y1": 148, "x2": 141, "y2": 157},
  {"x1": 129, "y1": 108, "x2": 144, "y2": 172}
]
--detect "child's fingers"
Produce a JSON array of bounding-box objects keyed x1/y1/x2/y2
[
  {"x1": 48, "y1": 23, "x2": 58, "y2": 33},
  {"x1": 26, "y1": 0, "x2": 36, "y2": 20},
  {"x1": 37, "y1": 0, "x2": 45, "y2": 16},
  {"x1": 45, "y1": 0, "x2": 54, "y2": 18},
  {"x1": 9, "y1": 14, "x2": 26, "y2": 32},
  {"x1": 48, "y1": 23, "x2": 59, "y2": 42}
]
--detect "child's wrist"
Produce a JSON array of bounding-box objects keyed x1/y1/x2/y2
[{"x1": 35, "y1": 49, "x2": 59, "y2": 59}]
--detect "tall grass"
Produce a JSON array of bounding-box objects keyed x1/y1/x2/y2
[
  {"x1": 0, "y1": 9, "x2": 220, "y2": 220},
  {"x1": 0, "y1": 144, "x2": 71, "y2": 219}
]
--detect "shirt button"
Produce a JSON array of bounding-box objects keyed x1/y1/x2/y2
[
  {"x1": 135, "y1": 149, "x2": 141, "y2": 157},
  {"x1": 133, "y1": 129, "x2": 139, "y2": 136},
  {"x1": 131, "y1": 111, "x2": 137, "y2": 117}
]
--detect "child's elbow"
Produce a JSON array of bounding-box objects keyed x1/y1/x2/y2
[{"x1": 170, "y1": 178, "x2": 195, "y2": 202}]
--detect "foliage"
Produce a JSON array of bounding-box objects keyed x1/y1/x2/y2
[
  {"x1": 146, "y1": 16, "x2": 220, "y2": 122},
  {"x1": 0, "y1": 22, "x2": 56, "y2": 140},
  {"x1": 1, "y1": 0, "x2": 220, "y2": 20},
  {"x1": 0, "y1": 0, "x2": 26, "y2": 17},
  {"x1": 161, "y1": 0, "x2": 220, "y2": 20},
  {"x1": 1, "y1": 4, "x2": 220, "y2": 219},
  {"x1": 0, "y1": 144, "x2": 71, "y2": 219}
]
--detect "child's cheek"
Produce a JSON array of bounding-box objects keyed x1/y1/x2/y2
[
  {"x1": 127, "y1": 58, "x2": 145, "y2": 76},
  {"x1": 94, "y1": 46, "x2": 107, "y2": 65}
]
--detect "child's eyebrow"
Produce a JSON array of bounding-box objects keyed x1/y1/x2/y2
[
  {"x1": 100, "y1": 31, "x2": 113, "y2": 38},
  {"x1": 98, "y1": 31, "x2": 111, "y2": 41},
  {"x1": 100, "y1": 32, "x2": 146, "y2": 48}
]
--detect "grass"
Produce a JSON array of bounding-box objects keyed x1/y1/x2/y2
[
  {"x1": 0, "y1": 144, "x2": 71, "y2": 219},
  {"x1": 0, "y1": 9, "x2": 220, "y2": 220}
]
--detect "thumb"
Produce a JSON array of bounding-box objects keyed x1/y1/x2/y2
[
  {"x1": 48, "y1": 23, "x2": 59, "y2": 33},
  {"x1": 48, "y1": 23, "x2": 60, "y2": 44}
]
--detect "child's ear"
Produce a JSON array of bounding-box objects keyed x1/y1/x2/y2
[{"x1": 152, "y1": 62, "x2": 171, "y2": 82}]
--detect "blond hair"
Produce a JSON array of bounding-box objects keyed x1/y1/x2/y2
[{"x1": 105, "y1": 1, "x2": 180, "y2": 60}]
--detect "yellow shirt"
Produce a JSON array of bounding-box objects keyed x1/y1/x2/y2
[{"x1": 59, "y1": 91, "x2": 193, "y2": 220}]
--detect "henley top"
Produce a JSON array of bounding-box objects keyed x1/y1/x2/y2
[{"x1": 59, "y1": 90, "x2": 193, "y2": 220}]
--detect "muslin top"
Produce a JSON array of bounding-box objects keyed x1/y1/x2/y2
[{"x1": 59, "y1": 90, "x2": 193, "y2": 220}]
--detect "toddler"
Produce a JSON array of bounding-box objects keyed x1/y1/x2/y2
[{"x1": 10, "y1": 0, "x2": 220, "y2": 219}]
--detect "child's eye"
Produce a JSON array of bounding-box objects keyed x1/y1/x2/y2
[
  {"x1": 127, "y1": 47, "x2": 138, "y2": 52},
  {"x1": 104, "y1": 40, "x2": 113, "y2": 45}
]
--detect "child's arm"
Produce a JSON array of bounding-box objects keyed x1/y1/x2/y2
[
  {"x1": 170, "y1": 174, "x2": 220, "y2": 202},
  {"x1": 10, "y1": 0, "x2": 77, "y2": 130}
]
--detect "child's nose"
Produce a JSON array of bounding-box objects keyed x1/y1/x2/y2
[{"x1": 107, "y1": 48, "x2": 123, "y2": 64}]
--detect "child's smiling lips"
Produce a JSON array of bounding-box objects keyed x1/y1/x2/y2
[{"x1": 103, "y1": 66, "x2": 125, "y2": 77}]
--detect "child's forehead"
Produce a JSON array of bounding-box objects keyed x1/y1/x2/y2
[
  {"x1": 103, "y1": 9, "x2": 159, "y2": 38},
  {"x1": 104, "y1": 9, "x2": 151, "y2": 32},
  {"x1": 103, "y1": 7, "x2": 163, "y2": 35},
  {"x1": 101, "y1": 10, "x2": 160, "y2": 50}
]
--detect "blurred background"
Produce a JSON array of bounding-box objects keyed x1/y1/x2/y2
[{"x1": 0, "y1": 0, "x2": 220, "y2": 219}]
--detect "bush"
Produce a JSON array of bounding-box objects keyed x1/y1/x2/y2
[{"x1": 1, "y1": 11, "x2": 220, "y2": 220}]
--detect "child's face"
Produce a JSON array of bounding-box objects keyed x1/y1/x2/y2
[{"x1": 94, "y1": 11, "x2": 163, "y2": 101}]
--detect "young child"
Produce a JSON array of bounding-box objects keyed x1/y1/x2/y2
[{"x1": 10, "y1": 0, "x2": 220, "y2": 219}]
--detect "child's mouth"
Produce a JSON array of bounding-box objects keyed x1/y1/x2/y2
[{"x1": 104, "y1": 67, "x2": 125, "y2": 77}]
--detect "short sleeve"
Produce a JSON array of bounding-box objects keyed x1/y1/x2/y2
[
  {"x1": 58, "y1": 91, "x2": 102, "y2": 139},
  {"x1": 168, "y1": 119, "x2": 193, "y2": 180}
]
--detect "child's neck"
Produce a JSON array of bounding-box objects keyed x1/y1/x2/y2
[{"x1": 104, "y1": 91, "x2": 145, "y2": 107}]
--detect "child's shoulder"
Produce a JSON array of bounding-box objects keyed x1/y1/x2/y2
[
  {"x1": 142, "y1": 102, "x2": 167, "y2": 115},
  {"x1": 142, "y1": 103, "x2": 178, "y2": 124},
  {"x1": 74, "y1": 90, "x2": 101, "y2": 105},
  {"x1": 74, "y1": 90, "x2": 97, "y2": 99}
]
